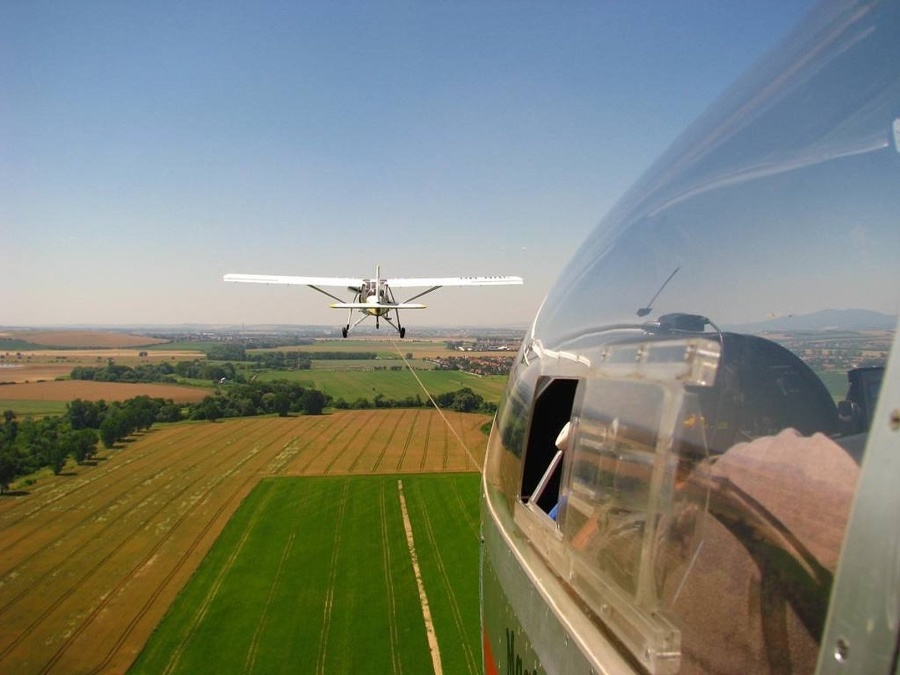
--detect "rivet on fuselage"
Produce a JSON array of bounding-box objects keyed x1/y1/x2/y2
[
  {"x1": 834, "y1": 637, "x2": 850, "y2": 662},
  {"x1": 890, "y1": 409, "x2": 900, "y2": 431}
]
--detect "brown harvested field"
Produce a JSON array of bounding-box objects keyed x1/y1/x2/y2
[
  {"x1": 6, "y1": 330, "x2": 170, "y2": 349},
  {"x1": 0, "y1": 380, "x2": 210, "y2": 404},
  {"x1": 0, "y1": 363, "x2": 73, "y2": 384},
  {"x1": 0, "y1": 410, "x2": 489, "y2": 674},
  {"x1": 0, "y1": 349, "x2": 204, "y2": 383}
]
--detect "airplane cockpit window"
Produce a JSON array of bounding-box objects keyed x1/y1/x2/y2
[{"x1": 482, "y1": 1, "x2": 900, "y2": 673}]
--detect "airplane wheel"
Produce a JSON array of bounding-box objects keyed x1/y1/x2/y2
[
  {"x1": 341, "y1": 327, "x2": 348, "y2": 338},
  {"x1": 400, "y1": 327, "x2": 406, "y2": 339}
]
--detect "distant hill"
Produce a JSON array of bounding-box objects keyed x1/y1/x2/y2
[{"x1": 729, "y1": 309, "x2": 897, "y2": 333}]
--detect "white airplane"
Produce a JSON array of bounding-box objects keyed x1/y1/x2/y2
[{"x1": 224, "y1": 265, "x2": 523, "y2": 338}]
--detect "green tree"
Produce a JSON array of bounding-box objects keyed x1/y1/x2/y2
[
  {"x1": 452, "y1": 390, "x2": 478, "y2": 412},
  {"x1": 192, "y1": 397, "x2": 223, "y2": 422},
  {"x1": 99, "y1": 414, "x2": 123, "y2": 448},
  {"x1": 261, "y1": 392, "x2": 277, "y2": 414},
  {"x1": 301, "y1": 389, "x2": 327, "y2": 415},
  {"x1": 272, "y1": 392, "x2": 291, "y2": 417},
  {"x1": 157, "y1": 403, "x2": 183, "y2": 423},
  {"x1": 66, "y1": 398, "x2": 104, "y2": 430},
  {"x1": 63, "y1": 428, "x2": 99, "y2": 464},
  {"x1": 48, "y1": 443, "x2": 67, "y2": 475}
]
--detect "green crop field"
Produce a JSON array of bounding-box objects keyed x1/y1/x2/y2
[
  {"x1": 0, "y1": 399, "x2": 67, "y2": 417},
  {"x1": 0, "y1": 411, "x2": 487, "y2": 674},
  {"x1": 308, "y1": 358, "x2": 435, "y2": 371},
  {"x1": 249, "y1": 339, "x2": 440, "y2": 358},
  {"x1": 130, "y1": 474, "x2": 481, "y2": 675},
  {"x1": 255, "y1": 368, "x2": 507, "y2": 403},
  {"x1": 816, "y1": 369, "x2": 850, "y2": 402}
]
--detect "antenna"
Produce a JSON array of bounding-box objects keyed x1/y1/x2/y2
[{"x1": 637, "y1": 266, "x2": 680, "y2": 317}]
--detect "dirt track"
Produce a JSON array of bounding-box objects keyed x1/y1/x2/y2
[{"x1": 0, "y1": 411, "x2": 488, "y2": 674}]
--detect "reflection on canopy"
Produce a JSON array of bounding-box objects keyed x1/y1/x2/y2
[{"x1": 482, "y1": 1, "x2": 899, "y2": 673}]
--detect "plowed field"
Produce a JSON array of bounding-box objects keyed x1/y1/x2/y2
[{"x1": 0, "y1": 410, "x2": 488, "y2": 674}]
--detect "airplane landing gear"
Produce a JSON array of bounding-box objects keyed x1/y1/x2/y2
[
  {"x1": 399, "y1": 327, "x2": 406, "y2": 339},
  {"x1": 341, "y1": 326, "x2": 348, "y2": 338}
]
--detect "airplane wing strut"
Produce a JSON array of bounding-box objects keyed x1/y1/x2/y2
[{"x1": 308, "y1": 285, "x2": 353, "y2": 304}]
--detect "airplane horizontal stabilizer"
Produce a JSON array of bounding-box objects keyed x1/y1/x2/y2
[{"x1": 330, "y1": 302, "x2": 427, "y2": 310}]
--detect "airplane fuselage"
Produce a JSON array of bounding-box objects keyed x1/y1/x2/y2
[
  {"x1": 363, "y1": 290, "x2": 392, "y2": 316},
  {"x1": 360, "y1": 280, "x2": 394, "y2": 316}
]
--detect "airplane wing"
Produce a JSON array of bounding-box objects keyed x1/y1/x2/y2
[
  {"x1": 224, "y1": 273, "x2": 364, "y2": 287},
  {"x1": 386, "y1": 275, "x2": 523, "y2": 288},
  {"x1": 330, "y1": 302, "x2": 427, "y2": 310}
]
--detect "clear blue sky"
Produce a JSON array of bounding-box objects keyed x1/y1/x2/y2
[{"x1": 1, "y1": 1, "x2": 815, "y2": 328}]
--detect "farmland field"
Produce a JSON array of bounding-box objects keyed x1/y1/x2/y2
[
  {"x1": 249, "y1": 338, "x2": 443, "y2": 359},
  {"x1": 0, "y1": 380, "x2": 210, "y2": 405},
  {"x1": 308, "y1": 358, "x2": 434, "y2": 370},
  {"x1": 0, "y1": 399, "x2": 68, "y2": 416},
  {"x1": 0, "y1": 347, "x2": 205, "y2": 388},
  {"x1": 130, "y1": 474, "x2": 481, "y2": 674},
  {"x1": 0, "y1": 330, "x2": 171, "y2": 349},
  {"x1": 0, "y1": 410, "x2": 489, "y2": 674},
  {"x1": 256, "y1": 368, "x2": 507, "y2": 402}
]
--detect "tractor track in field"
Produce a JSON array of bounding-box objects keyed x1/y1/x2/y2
[
  {"x1": 379, "y1": 482, "x2": 402, "y2": 674},
  {"x1": 244, "y1": 526, "x2": 299, "y2": 674},
  {"x1": 80, "y1": 428, "x2": 299, "y2": 675},
  {"x1": 451, "y1": 479, "x2": 479, "y2": 542},
  {"x1": 396, "y1": 410, "x2": 421, "y2": 471},
  {"x1": 397, "y1": 479, "x2": 443, "y2": 675},
  {"x1": 346, "y1": 410, "x2": 399, "y2": 473},
  {"x1": 0, "y1": 418, "x2": 298, "y2": 674},
  {"x1": 0, "y1": 419, "x2": 268, "y2": 621},
  {"x1": 279, "y1": 416, "x2": 346, "y2": 475},
  {"x1": 0, "y1": 422, "x2": 294, "y2": 672},
  {"x1": 264, "y1": 416, "x2": 329, "y2": 474},
  {"x1": 321, "y1": 419, "x2": 369, "y2": 474},
  {"x1": 90, "y1": 420, "x2": 302, "y2": 673},
  {"x1": 419, "y1": 411, "x2": 434, "y2": 472},
  {"x1": 0, "y1": 420, "x2": 258, "y2": 588},
  {"x1": 371, "y1": 409, "x2": 408, "y2": 472},
  {"x1": 441, "y1": 416, "x2": 450, "y2": 469},
  {"x1": 0, "y1": 421, "x2": 230, "y2": 544},
  {"x1": 159, "y1": 481, "x2": 281, "y2": 675},
  {"x1": 0, "y1": 411, "x2": 489, "y2": 674},
  {"x1": 293, "y1": 416, "x2": 357, "y2": 474},
  {"x1": 333, "y1": 411, "x2": 384, "y2": 474},
  {"x1": 412, "y1": 482, "x2": 478, "y2": 675},
  {"x1": 315, "y1": 481, "x2": 350, "y2": 675}
]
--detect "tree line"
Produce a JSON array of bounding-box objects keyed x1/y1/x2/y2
[
  {"x1": 247, "y1": 351, "x2": 311, "y2": 370},
  {"x1": 70, "y1": 360, "x2": 240, "y2": 384},
  {"x1": 2, "y1": 359, "x2": 495, "y2": 491},
  {"x1": 190, "y1": 381, "x2": 327, "y2": 420},
  {"x1": 0, "y1": 395, "x2": 180, "y2": 493},
  {"x1": 69, "y1": 350, "x2": 386, "y2": 384},
  {"x1": 0, "y1": 379, "x2": 330, "y2": 492},
  {"x1": 330, "y1": 387, "x2": 496, "y2": 414}
]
